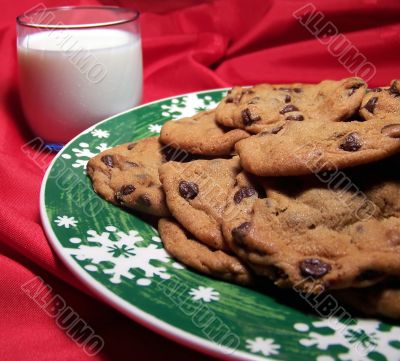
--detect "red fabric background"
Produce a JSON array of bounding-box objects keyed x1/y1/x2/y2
[{"x1": 1, "y1": 0, "x2": 399, "y2": 360}]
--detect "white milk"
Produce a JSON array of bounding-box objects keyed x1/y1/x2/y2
[{"x1": 18, "y1": 29, "x2": 142, "y2": 143}]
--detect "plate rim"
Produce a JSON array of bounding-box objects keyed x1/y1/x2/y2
[{"x1": 40, "y1": 89, "x2": 277, "y2": 361}]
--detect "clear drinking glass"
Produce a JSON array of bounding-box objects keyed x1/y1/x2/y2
[{"x1": 17, "y1": 6, "x2": 142, "y2": 146}]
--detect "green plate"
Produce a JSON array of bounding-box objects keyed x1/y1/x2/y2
[{"x1": 40, "y1": 89, "x2": 400, "y2": 361}]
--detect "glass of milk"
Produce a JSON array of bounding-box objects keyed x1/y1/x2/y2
[{"x1": 17, "y1": 6, "x2": 142, "y2": 146}]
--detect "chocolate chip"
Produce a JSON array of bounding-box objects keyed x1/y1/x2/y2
[
  {"x1": 248, "y1": 96, "x2": 260, "y2": 105},
  {"x1": 137, "y1": 194, "x2": 151, "y2": 207},
  {"x1": 389, "y1": 80, "x2": 400, "y2": 97},
  {"x1": 381, "y1": 124, "x2": 400, "y2": 139},
  {"x1": 280, "y1": 104, "x2": 299, "y2": 114},
  {"x1": 364, "y1": 96, "x2": 378, "y2": 113},
  {"x1": 242, "y1": 108, "x2": 252, "y2": 125},
  {"x1": 101, "y1": 155, "x2": 114, "y2": 167},
  {"x1": 233, "y1": 187, "x2": 256, "y2": 204},
  {"x1": 225, "y1": 96, "x2": 234, "y2": 103},
  {"x1": 115, "y1": 184, "x2": 136, "y2": 203},
  {"x1": 284, "y1": 94, "x2": 291, "y2": 103},
  {"x1": 259, "y1": 126, "x2": 284, "y2": 136},
  {"x1": 231, "y1": 222, "x2": 251, "y2": 239},
  {"x1": 348, "y1": 83, "x2": 363, "y2": 96},
  {"x1": 227, "y1": 89, "x2": 232, "y2": 95},
  {"x1": 127, "y1": 143, "x2": 137, "y2": 150},
  {"x1": 293, "y1": 87, "x2": 302, "y2": 93},
  {"x1": 300, "y1": 259, "x2": 331, "y2": 278},
  {"x1": 241, "y1": 108, "x2": 261, "y2": 126},
  {"x1": 120, "y1": 184, "x2": 135, "y2": 195},
  {"x1": 179, "y1": 181, "x2": 199, "y2": 200},
  {"x1": 285, "y1": 114, "x2": 304, "y2": 121},
  {"x1": 339, "y1": 132, "x2": 362, "y2": 151},
  {"x1": 271, "y1": 125, "x2": 284, "y2": 134}
]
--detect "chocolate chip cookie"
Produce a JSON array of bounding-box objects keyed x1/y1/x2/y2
[
  {"x1": 87, "y1": 137, "x2": 170, "y2": 217},
  {"x1": 216, "y1": 78, "x2": 366, "y2": 134},
  {"x1": 222, "y1": 159, "x2": 400, "y2": 293},
  {"x1": 159, "y1": 157, "x2": 241, "y2": 250},
  {"x1": 334, "y1": 279, "x2": 400, "y2": 319},
  {"x1": 236, "y1": 80, "x2": 400, "y2": 176},
  {"x1": 158, "y1": 218, "x2": 252, "y2": 285},
  {"x1": 160, "y1": 110, "x2": 249, "y2": 156}
]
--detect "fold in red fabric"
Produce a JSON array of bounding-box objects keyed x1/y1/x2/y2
[{"x1": 1, "y1": 1, "x2": 399, "y2": 360}]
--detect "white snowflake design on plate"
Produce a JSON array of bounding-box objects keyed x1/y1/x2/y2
[
  {"x1": 66, "y1": 226, "x2": 172, "y2": 285},
  {"x1": 294, "y1": 319, "x2": 400, "y2": 361},
  {"x1": 90, "y1": 128, "x2": 110, "y2": 139},
  {"x1": 61, "y1": 142, "x2": 109, "y2": 170},
  {"x1": 148, "y1": 124, "x2": 162, "y2": 133},
  {"x1": 189, "y1": 286, "x2": 220, "y2": 302},
  {"x1": 54, "y1": 215, "x2": 78, "y2": 228},
  {"x1": 161, "y1": 94, "x2": 219, "y2": 119},
  {"x1": 246, "y1": 337, "x2": 281, "y2": 357}
]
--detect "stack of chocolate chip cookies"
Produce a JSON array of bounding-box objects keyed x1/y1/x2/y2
[{"x1": 87, "y1": 77, "x2": 400, "y2": 320}]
